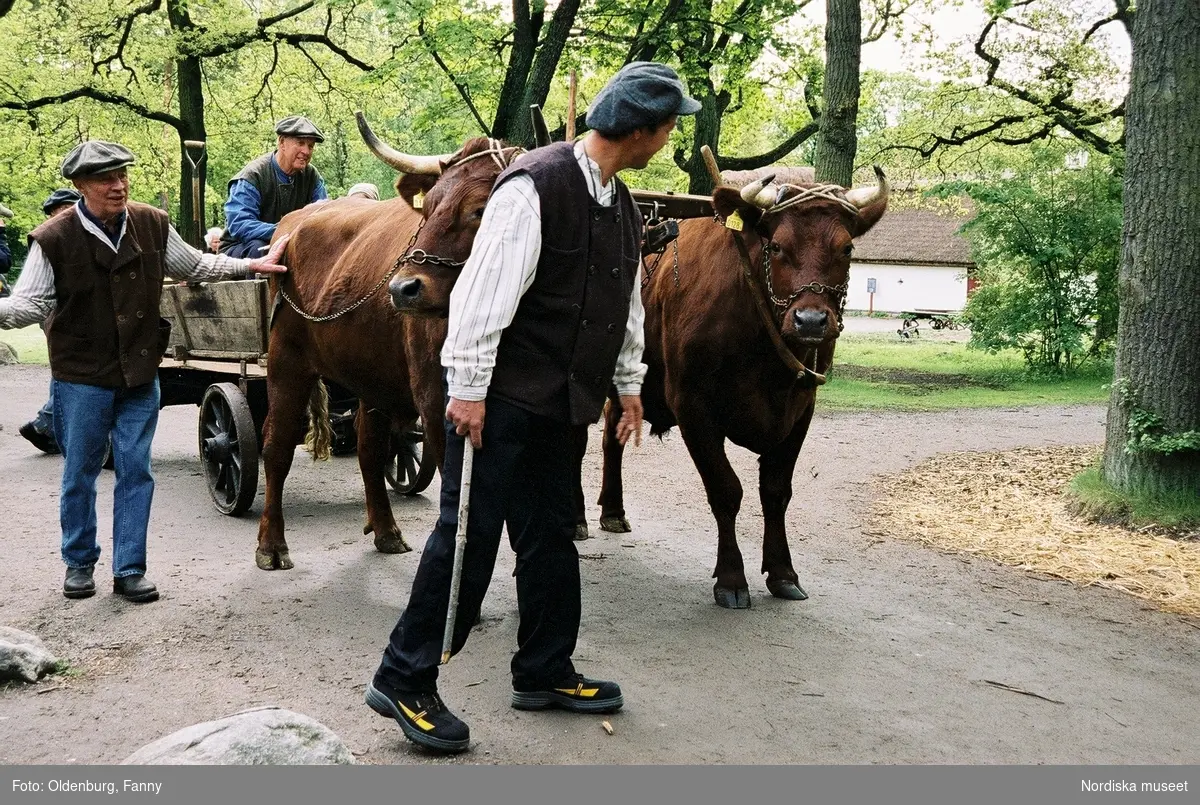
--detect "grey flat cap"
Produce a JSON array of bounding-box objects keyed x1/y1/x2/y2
[
  {"x1": 275, "y1": 115, "x2": 325, "y2": 143},
  {"x1": 0, "y1": 202, "x2": 12, "y2": 219},
  {"x1": 586, "y1": 62, "x2": 702, "y2": 135},
  {"x1": 42, "y1": 188, "x2": 82, "y2": 216},
  {"x1": 61, "y1": 141, "x2": 136, "y2": 179}
]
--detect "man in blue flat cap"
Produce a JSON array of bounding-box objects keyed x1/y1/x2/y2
[
  {"x1": 219, "y1": 115, "x2": 328, "y2": 258},
  {"x1": 365, "y1": 62, "x2": 700, "y2": 755},
  {"x1": 0, "y1": 140, "x2": 291, "y2": 603}
]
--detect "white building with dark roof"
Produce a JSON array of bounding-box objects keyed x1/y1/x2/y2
[{"x1": 847, "y1": 201, "x2": 976, "y2": 314}]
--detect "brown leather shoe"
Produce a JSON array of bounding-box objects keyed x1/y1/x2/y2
[
  {"x1": 113, "y1": 574, "x2": 159, "y2": 603},
  {"x1": 63, "y1": 566, "x2": 96, "y2": 599}
]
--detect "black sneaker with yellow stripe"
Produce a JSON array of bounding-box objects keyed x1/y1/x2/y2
[
  {"x1": 511, "y1": 673, "x2": 624, "y2": 713},
  {"x1": 366, "y1": 679, "x2": 470, "y2": 754}
]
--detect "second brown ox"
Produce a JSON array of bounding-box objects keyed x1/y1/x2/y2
[
  {"x1": 254, "y1": 117, "x2": 522, "y2": 570},
  {"x1": 588, "y1": 169, "x2": 889, "y2": 608}
]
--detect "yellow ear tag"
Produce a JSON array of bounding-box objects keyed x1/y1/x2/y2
[
  {"x1": 412, "y1": 191, "x2": 425, "y2": 210},
  {"x1": 724, "y1": 210, "x2": 743, "y2": 231}
]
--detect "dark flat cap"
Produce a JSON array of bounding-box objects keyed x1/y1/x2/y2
[
  {"x1": 275, "y1": 115, "x2": 325, "y2": 143},
  {"x1": 586, "y1": 62, "x2": 702, "y2": 135},
  {"x1": 42, "y1": 188, "x2": 82, "y2": 216},
  {"x1": 61, "y1": 141, "x2": 136, "y2": 179}
]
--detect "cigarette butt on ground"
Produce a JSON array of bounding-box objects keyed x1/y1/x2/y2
[{"x1": 602, "y1": 720, "x2": 614, "y2": 735}]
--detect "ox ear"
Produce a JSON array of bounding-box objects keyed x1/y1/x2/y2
[
  {"x1": 397, "y1": 174, "x2": 438, "y2": 210},
  {"x1": 712, "y1": 187, "x2": 765, "y2": 232}
]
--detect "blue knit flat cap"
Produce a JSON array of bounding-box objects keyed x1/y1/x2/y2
[
  {"x1": 585, "y1": 62, "x2": 702, "y2": 133},
  {"x1": 42, "y1": 188, "x2": 82, "y2": 215},
  {"x1": 60, "y1": 141, "x2": 136, "y2": 179}
]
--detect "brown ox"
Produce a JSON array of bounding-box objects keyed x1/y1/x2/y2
[
  {"x1": 254, "y1": 120, "x2": 521, "y2": 570},
  {"x1": 590, "y1": 170, "x2": 889, "y2": 607}
]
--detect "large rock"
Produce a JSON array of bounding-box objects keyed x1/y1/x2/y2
[
  {"x1": 0, "y1": 341, "x2": 18, "y2": 365},
  {"x1": 0, "y1": 626, "x2": 58, "y2": 683},
  {"x1": 121, "y1": 706, "x2": 355, "y2": 765}
]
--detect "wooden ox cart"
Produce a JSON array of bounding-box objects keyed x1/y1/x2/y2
[{"x1": 158, "y1": 277, "x2": 434, "y2": 515}]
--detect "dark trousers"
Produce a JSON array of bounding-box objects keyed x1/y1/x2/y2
[
  {"x1": 376, "y1": 396, "x2": 581, "y2": 693},
  {"x1": 221, "y1": 238, "x2": 269, "y2": 259}
]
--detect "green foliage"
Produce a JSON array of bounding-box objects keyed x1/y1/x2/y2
[
  {"x1": 931, "y1": 145, "x2": 1122, "y2": 372},
  {"x1": 1114, "y1": 379, "x2": 1200, "y2": 456}
]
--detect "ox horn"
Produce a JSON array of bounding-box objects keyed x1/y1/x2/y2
[
  {"x1": 845, "y1": 165, "x2": 890, "y2": 209},
  {"x1": 355, "y1": 111, "x2": 453, "y2": 176},
  {"x1": 739, "y1": 173, "x2": 778, "y2": 209}
]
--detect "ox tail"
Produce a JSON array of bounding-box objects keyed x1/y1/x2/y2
[{"x1": 303, "y1": 379, "x2": 334, "y2": 462}]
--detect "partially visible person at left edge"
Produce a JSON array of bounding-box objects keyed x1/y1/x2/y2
[
  {"x1": 17, "y1": 188, "x2": 84, "y2": 455},
  {"x1": 219, "y1": 115, "x2": 328, "y2": 258},
  {"x1": 0, "y1": 140, "x2": 290, "y2": 603},
  {"x1": 0, "y1": 199, "x2": 13, "y2": 292}
]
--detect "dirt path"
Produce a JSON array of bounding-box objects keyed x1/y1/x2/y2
[{"x1": 1, "y1": 363, "x2": 1196, "y2": 765}]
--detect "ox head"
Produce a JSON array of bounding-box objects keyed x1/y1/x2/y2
[
  {"x1": 712, "y1": 167, "x2": 889, "y2": 348},
  {"x1": 356, "y1": 112, "x2": 523, "y2": 316}
]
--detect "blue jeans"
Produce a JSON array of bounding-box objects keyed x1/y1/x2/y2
[{"x1": 52, "y1": 378, "x2": 160, "y2": 577}]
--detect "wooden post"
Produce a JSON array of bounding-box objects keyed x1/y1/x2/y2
[{"x1": 566, "y1": 70, "x2": 577, "y2": 141}]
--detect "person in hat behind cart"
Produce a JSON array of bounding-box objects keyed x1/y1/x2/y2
[
  {"x1": 218, "y1": 115, "x2": 328, "y2": 258},
  {"x1": 0, "y1": 141, "x2": 291, "y2": 603},
  {"x1": 346, "y1": 182, "x2": 380, "y2": 200},
  {"x1": 364, "y1": 61, "x2": 701, "y2": 754},
  {"x1": 15, "y1": 188, "x2": 84, "y2": 454}
]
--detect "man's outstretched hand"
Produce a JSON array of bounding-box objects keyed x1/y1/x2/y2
[{"x1": 248, "y1": 234, "x2": 290, "y2": 274}]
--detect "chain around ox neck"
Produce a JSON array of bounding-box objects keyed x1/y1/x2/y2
[{"x1": 277, "y1": 141, "x2": 527, "y2": 324}]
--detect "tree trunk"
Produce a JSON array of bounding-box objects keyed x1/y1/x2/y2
[
  {"x1": 514, "y1": 0, "x2": 582, "y2": 148},
  {"x1": 674, "y1": 78, "x2": 724, "y2": 195},
  {"x1": 491, "y1": 0, "x2": 540, "y2": 143},
  {"x1": 167, "y1": 0, "x2": 206, "y2": 246},
  {"x1": 1102, "y1": 0, "x2": 1200, "y2": 498},
  {"x1": 813, "y1": 0, "x2": 860, "y2": 187}
]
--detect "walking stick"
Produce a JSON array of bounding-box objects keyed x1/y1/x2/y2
[
  {"x1": 183, "y1": 139, "x2": 207, "y2": 246},
  {"x1": 440, "y1": 442, "x2": 475, "y2": 665}
]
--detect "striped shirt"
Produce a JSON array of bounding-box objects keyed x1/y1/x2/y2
[
  {"x1": 0, "y1": 201, "x2": 254, "y2": 329},
  {"x1": 443, "y1": 141, "x2": 647, "y2": 401}
]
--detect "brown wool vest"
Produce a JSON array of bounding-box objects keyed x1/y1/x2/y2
[
  {"x1": 29, "y1": 201, "x2": 171, "y2": 389},
  {"x1": 487, "y1": 142, "x2": 642, "y2": 425}
]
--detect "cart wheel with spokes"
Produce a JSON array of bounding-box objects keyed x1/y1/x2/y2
[
  {"x1": 386, "y1": 421, "x2": 436, "y2": 496},
  {"x1": 199, "y1": 382, "x2": 260, "y2": 515}
]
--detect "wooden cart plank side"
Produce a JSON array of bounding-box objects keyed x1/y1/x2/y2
[
  {"x1": 161, "y1": 279, "x2": 271, "y2": 356},
  {"x1": 166, "y1": 286, "x2": 195, "y2": 351}
]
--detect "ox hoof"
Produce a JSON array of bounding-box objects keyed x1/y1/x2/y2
[
  {"x1": 574, "y1": 522, "x2": 590, "y2": 541},
  {"x1": 374, "y1": 532, "x2": 412, "y2": 554},
  {"x1": 256, "y1": 549, "x2": 294, "y2": 571},
  {"x1": 599, "y1": 515, "x2": 632, "y2": 533},
  {"x1": 713, "y1": 585, "x2": 752, "y2": 609},
  {"x1": 766, "y1": 579, "x2": 809, "y2": 601}
]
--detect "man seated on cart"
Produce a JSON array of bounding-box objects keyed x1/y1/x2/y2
[
  {"x1": 219, "y1": 115, "x2": 329, "y2": 258},
  {"x1": 0, "y1": 140, "x2": 290, "y2": 604}
]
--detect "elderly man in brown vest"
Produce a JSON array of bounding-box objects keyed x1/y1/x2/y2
[
  {"x1": 219, "y1": 115, "x2": 328, "y2": 258},
  {"x1": 365, "y1": 62, "x2": 701, "y2": 754},
  {"x1": 0, "y1": 141, "x2": 289, "y2": 602}
]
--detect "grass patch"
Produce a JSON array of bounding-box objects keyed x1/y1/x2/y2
[
  {"x1": 821, "y1": 334, "x2": 1111, "y2": 411},
  {"x1": 1067, "y1": 467, "x2": 1200, "y2": 533},
  {"x1": 0, "y1": 324, "x2": 48, "y2": 364}
]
